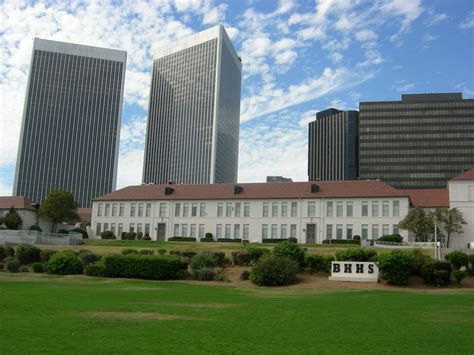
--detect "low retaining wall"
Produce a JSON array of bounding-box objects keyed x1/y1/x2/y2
[{"x1": 0, "y1": 230, "x2": 83, "y2": 245}]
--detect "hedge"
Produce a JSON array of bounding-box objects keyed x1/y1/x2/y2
[
  {"x1": 46, "y1": 251, "x2": 83, "y2": 275},
  {"x1": 101, "y1": 231, "x2": 116, "y2": 240},
  {"x1": 262, "y1": 238, "x2": 289, "y2": 243},
  {"x1": 421, "y1": 261, "x2": 452, "y2": 286},
  {"x1": 378, "y1": 250, "x2": 414, "y2": 286},
  {"x1": 232, "y1": 250, "x2": 252, "y2": 266},
  {"x1": 272, "y1": 241, "x2": 305, "y2": 268},
  {"x1": 69, "y1": 228, "x2": 88, "y2": 239},
  {"x1": 16, "y1": 244, "x2": 41, "y2": 265},
  {"x1": 335, "y1": 248, "x2": 377, "y2": 262},
  {"x1": 305, "y1": 254, "x2": 334, "y2": 273},
  {"x1": 378, "y1": 234, "x2": 403, "y2": 243},
  {"x1": 445, "y1": 251, "x2": 469, "y2": 270},
  {"x1": 217, "y1": 238, "x2": 242, "y2": 243},
  {"x1": 250, "y1": 256, "x2": 298, "y2": 286},
  {"x1": 101, "y1": 254, "x2": 188, "y2": 280},
  {"x1": 322, "y1": 239, "x2": 361, "y2": 245},
  {"x1": 200, "y1": 238, "x2": 215, "y2": 242},
  {"x1": 168, "y1": 237, "x2": 197, "y2": 242}
]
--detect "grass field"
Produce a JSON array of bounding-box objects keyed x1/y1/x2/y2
[{"x1": 1, "y1": 273, "x2": 473, "y2": 354}]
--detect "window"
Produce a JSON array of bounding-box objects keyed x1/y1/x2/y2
[
  {"x1": 336, "y1": 202, "x2": 343, "y2": 217},
  {"x1": 137, "y1": 223, "x2": 142, "y2": 234},
  {"x1": 372, "y1": 201, "x2": 379, "y2": 217},
  {"x1": 191, "y1": 203, "x2": 197, "y2": 217},
  {"x1": 96, "y1": 223, "x2": 102, "y2": 235},
  {"x1": 200, "y1": 203, "x2": 206, "y2": 217},
  {"x1": 105, "y1": 203, "x2": 110, "y2": 217},
  {"x1": 272, "y1": 202, "x2": 279, "y2": 217},
  {"x1": 336, "y1": 224, "x2": 343, "y2": 239},
  {"x1": 181, "y1": 224, "x2": 188, "y2": 237},
  {"x1": 271, "y1": 224, "x2": 278, "y2": 238},
  {"x1": 183, "y1": 203, "x2": 189, "y2": 217},
  {"x1": 382, "y1": 224, "x2": 389, "y2": 236},
  {"x1": 244, "y1": 203, "x2": 250, "y2": 217},
  {"x1": 262, "y1": 224, "x2": 268, "y2": 239},
  {"x1": 138, "y1": 203, "x2": 144, "y2": 217},
  {"x1": 326, "y1": 202, "x2": 333, "y2": 217},
  {"x1": 308, "y1": 202, "x2": 316, "y2": 217},
  {"x1": 119, "y1": 203, "x2": 124, "y2": 217},
  {"x1": 262, "y1": 202, "x2": 269, "y2": 217},
  {"x1": 174, "y1": 224, "x2": 179, "y2": 236},
  {"x1": 362, "y1": 201, "x2": 368, "y2": 217},
  {"x1": 346, "y1": 224, "x2": 353, "y2": 240},
  {"x1": 372, "y1": 224, "x2": 379, "y2": 239},
  {"x1": 98, "y1": 203, "x2": 103, "y2": 217},
  {"x1": 281, "y1": 224, "x2": 287, "y2": 239},
  {"x1": 216, "y1": 224, "x2": 223, "y2": 238},
  {"x1": 361, "y1": 224, "x2": 368, "y2": 240},
  {"x1": 129, "y1": 223, "x2": 135, "y2": 232},
  {"x1": 104, "y1": 223, "x2": 109, "y2": 232},
  {"x1": 281, "y1": 202, "x2": 288, "y2": 217},
  {"x1": 226, "y1": 203, "x2": 232, "y2": 217},
  {"x1": 159, "y1": 203, "x2": 166, "y2": 217},
  {"x1": 234, "y1": 224, "x2": 240, "y2": 239},
  {"x1": 291, "y1": 202, "x2": 298, "y2": 217},
  {"x1": 225, "y1": 224, "x2": 231, "y2": 238},
  {"x1": 118, "y1": 223, "x2": 123, "y2": 236},
  {"x1": 243, "y1": 224, "x2": 249, "y2": 240},
  {"x1": 393, "y1": 201, "x2": 400, "y2": 217},
  {"x1": 111, "y1": 223, "x2": 116, "y2": 236},
  {"x1": 112, "y1": 203, "x2": 117, "y2": 217},
  {"x1": 326, "y1": 224, "x2": 332, "y2": 239},
  {"x1": 145, "y1": 223, "x2": 150, "y2": 237},
  {"x1": 175, "y1": 203, "x2": 181, "y2": 217},
  {"x1": 146, "y1": 203, "x2": 152, "y2": 217},
  {"x1": 217, "y1": 203, "x2": 224, "y2": 217},
  {"x1": 131, "y1": 203, "x2": 136, "y2": 217},
  {"x1": 190, "y1": 224, "x2": 196, "y2": 238},
  {"x1": 393, "y1": 224, "x2": 399, "y2": 235},
  {"x1": 346, "y1": 202, "x2": 353, "y2": 217},
  {"x1": 290, "y1": 224, "x2": 297, "y2": 238},
  {"x1": 382, "y1": 201, "x2": 389, "y2": 217},
  {"x1": 235, "y1": 202, "x2": 241, "y2": 217},
  {"x1": 199, "y1": 224, "x2": 205, "y2": 239}
]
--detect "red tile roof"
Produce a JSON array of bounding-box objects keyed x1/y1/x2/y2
[
  {"x1": 398, "y1": 189, "x2": 449, "y2": 208},
  {"x1": 0, "y1": 196, "x2": 36, "y2": 211},
  {"x1": 451, "y1": 168, "x2": 474, "y2": 181},
  {"x1": 94, "y1": 180, "x2": 408, "y2": 201},
  {"x1": 77, "y1": 208, "x2": 92, "y2": 222}
]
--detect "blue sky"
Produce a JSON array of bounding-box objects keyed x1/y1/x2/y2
[{"x1": 0, "y1": 0, "x2": 473, "y2": 196}]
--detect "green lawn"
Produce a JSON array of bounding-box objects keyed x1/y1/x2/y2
[{"x1": 1, "y1": 273, "x2": 473, "y2": 354}]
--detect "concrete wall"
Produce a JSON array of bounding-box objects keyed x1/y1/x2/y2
[{"x1": 448, "y1": 180, "x2": 474, "y2": 249}]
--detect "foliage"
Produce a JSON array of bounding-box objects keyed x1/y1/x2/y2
[
  {"x1": 206, "y1": 251, "x2": 226, "y2": 266},
  {"x1": 468, "y1": 254, "x2": 474, "y2": 276},
  {"x1": 378, "y1": 250, "x2": 414, "y2": 286},
  {"x1": 157, "y1": 249, "x2": 167, "y2": 255},
  {"x1": 16, "y1": 244, "x2": 41, "y2": 265},
  {"x1": 40, "y1": 249, "x2": 57, "y2": 263},
  {"x1": 101, "y1": 254, "x2": 188, "y2": 280},
  {"x1": 136, "y1": 232, "x2": 143, "y2": 240},
  {"x1": 240, "y1": 270, "x2": 251, "y2": 280},
  {"x1": 398, "y1": 208, "x2": 434, "y2": 242},
  {"x1": 0, "y1": 245, "x2": 10, "y2": 261},
  {"x1": 410, "y1": 249, "x2": 432, "y2": 275},
  {"x1": 121, "y1": 248, "x2": 138, "y2": 255},
  {"x1": 139, "y1": 250, "x2": 154, "y2": 255},
  {"x1": 335, "y1": 248, "x2": 377, "y2": 262},
  {"x1": 3, "y1": 206, "x2": 23, "y2": 230},
  {"x1": 192, "y1": 267, "x2": 215, "y2": 281},
  {"x1": 69, "y1": 228, "x2": 88, "y2": 239},
  {"x1": 28, "y1": 224, "x2": 42, "y2": 232},
  {"x1": 142, "y1": 236, "x2": 152, "y2": 241},
  {"x1": 250, "y1": 256, "x2": 298, "y2": 286},
  {"x1": 46, "y1": 251, "x2": 83, "y2": 275},
  {"x1": 445, "y1": 251, "x2": 469, "y2": 270},
  {"x1": 421, "y1": 261, "x2": 452, "y2": 286},
  {"x1": 190, "y1": 253, "x2": 218, "y2": 271},
  {"x1": 231, "y1": 250, "x2": 252, "y2": 266},
  {"x1": 168, "y1": 237, "x2": 197, "y2": 242},
  {"x1": 84, "y1": 262, "x2": 105, "y2": 277},
  {"x1": 204, "y1": 232, "x2": 213, "y2": 239},
  {"x1": 6, "y1": 259, "x2": 21, "y2": 272},
  {"x1": 38, "y1": 189, "x2": 79, "y2": 232},
  {"x1": 262, "y1": 238, "x2": 289, "y2": 243},
  {"x1": 216, "y1": 238, "x2": 242, "y2": 242},
  {"x1": 180, "y1": 251, "x2": 197, "y2": 259},
  {"x1": 378, "y1": 234, "x2": 403, "y2": 243},
  {"x1": 436, "y1": 208, "x2": 467, "y2": 248},
  {"x1": 20, "y1": 265, "x2": 30, "y2": 272},
  {"x1": 352, "y1": 235, "x2": 361, "y2": 242},
  {"x1": 122, "y1": 232, "x2": 136, "y2": 240},
  {"x1": 272, "y1": 241, "x2": 306, "y2": 268},
  {"x1": 101, "y1": 231, "x2": 116, "y2": 239},
  {"x1": 78, "y1": 251, "x2": 100, "y2": 266},
  {"x1": 322, "y1": 239, "x2": 360, "y2": 245},
  {"x1": 452, "y1": 270, "x2": 467, "y2": 287},
  {"x1": 288, "y1": 237, "x2": 298, "y2": 243},
  {"x1": 31, "y1": 262, "x2": 44, "y2": 273},
  {"x1": 305, "y1": 254, "x2": 334, "y2": 273},
  {"x1": 246, "y1": 247, "x2": 270, "y2": 264},
  {"x1": 200, "y1": 237, "x2": 215, "y2": 242}
]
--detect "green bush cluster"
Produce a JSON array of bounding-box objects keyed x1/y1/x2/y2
[
  {"x1": 335, "y1": 248, "x2": 377, "y2": 262},
  {"x1": 305, "y1": 254, "x2": 334, "y2": 273},
  {"x1": 231, "y1": 250, "x2": 252, "y2": 266},
  {"x1": 378, "y1": 234, "x2": 403, "y2": 243},
  {"x1": 272, "y1": 241, "x2": 305, "y2": 268},
  {"x1": 421, "y1": 261, "x2": 452, "y2": 286},
  {"x1": 32, "y1": 262, "x2": 44, "y2": 273},
  {"x1": 69, "y1": 228, "x2": 88, "y2": 239},
  {"x1": 168, "y1": 237, "x2": 197, "y2": 242},
  {"x1": 378, "y1": 250, "x2": 414, "y2": 286},
  {"x1": 46, "y1": 251, "x2": 83, "y2": 275},
  {"x1": 246, "y1": 247, "x2": 270, "y2": 263},
  {"x1": 84, "y1": 262, "x2": 105, "y2": 277},
  {"x1": 322, "y1": 239, "x2": 360, "y2": 245},
  {"x1": 121, "y1": 248, "x2": 138, "y2": 255},
  {"x1": 16, "y1": 244, "x2": 41, "y2": 265},
  {"x1": 445, "y1": 251, "x2": 469, "y2": 270},
  {"x1": 250, "y1": 256, "x2": 298, "y2": 286},
  {"x1": 192, "y1": 267, "x2": 215, "y2": 281},
  {"x1": 28, "y1": 224, "x2": 42, "y2": 232},
  {"x1": 6, "y1": 259, "x2": 20, "y2": 273},
  {"x1": 262, "y1": 238, "x2": 289, "y2": 243},
  {"x1": 190, "y1": 253, "x2": 218, "y2": 271},
  {"x1": 288, "y1": 237, "x2": 298, "y2": 243},
  {"x1": 78, "y1": 251, "x2": 100, "y2": 266},
  {"x1": 40, "y1": 249, "x2": 57, "y2": 263},
  {"x1": 216, "y1": 238, "x2": 242, "y2": 243},
  {"x1": 0, "y1": 245, "x2": 14, "y2": 261},
  {"x1": 180, "y1": 251, "x2": 197, "y2": 259},
  {"x1": 100, "y1": 231, "x2": 115, "y2": 240}
]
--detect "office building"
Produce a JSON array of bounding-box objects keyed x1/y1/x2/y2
[
  {"x1": 308, "y1": 109, "x2": 359, "y2": 181},
  {"x1": 359, "y1": 93, "x2": 474, "y2": 188},
  {"x1": 13, "y1": 38, "x2": 127, "y2": 207},
  {"x1": 143, "y1": 25, "x2": 242, "y2": 185},
  {"x1": 266, "y1": 176, "x2": 293, "y2": 183}
]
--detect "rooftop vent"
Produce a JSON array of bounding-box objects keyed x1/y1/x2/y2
[
  {"x1": 311, "y1": 184, "x2": 319, "y2": 193},
  {"x1": 165, "y1": 187, "x2": 174, "y2": 195},
  {"x1": 234, "y1": 185, "x2": 243, "y2": 194}
]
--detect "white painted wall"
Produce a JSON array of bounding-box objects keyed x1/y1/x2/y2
[
  {"x1": 0, "y1": 208, "x2": 52, "y2": 232},
  {"x1": 448, "y1": 180, "x2": 474, "y2": 249}
]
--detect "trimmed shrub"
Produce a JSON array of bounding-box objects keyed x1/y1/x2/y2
[
  {"x1": 231, "y1": 250, "x2": 252, "y2": 266},
  {"x1": 378, "y1": 234, "x2": 403, "y2": 243},
  {"x1": 453, "y1": 269, "x2": 467, "y2": 287},
  {"x1": 335, "y1": 248, "x2": 377, "y2": 262},
  {"x1": 40, "y1": 249, "x2": 57, "y2": 263},
  {"x1": 288, "y1": 237, "x2": 298, "y2": 243},
  {"x1": 205, "y1": 232, "x2": 213, "y2": 239},
  {"x1": 139, "y1": 249, "x2": 154, "y2": 255},
  {"x1": 16, "y1": 244, "x2": 41, "y2": 265},
  {"x1": 29, "y1": 224, "x2": 42, "y2": 232},
  {"x1": 305, "y1": 254, "x2": 334, "y2": 273},
  {"x1": 353, "y1": 235, "x2": 361, "y2": 242},
  {"x1": 272, "y1": 241, "x2": 305, "y2": 268},
  {"x1": 378, "y1": 250, "x2": 414, "y2": 286},
  {"x1": 6, "y1": 259, "x2": 21, "y2": 273},
  {"x1": 142, "y1": 236, "x2": 151, "y2": 241},
  {"x1": 421, "y1": 261, "x2": 452, "y2": 286},
  {"x1": 121, "y1": 232, "x2": 127, "y2": 240},
  {"x1": 206, "y1": 251, "x2": 226, "y2": 266},
  {"x1": 121, "y1": 248, "x2": 138, "y2": 255},
  {"x1": 69, "y1": 228, "x2": 88, "y2": 239},
  {"x1": 122, "y1": 232, "x2": 136, "y2": 240},
  {"x1": 240, "y1": 270, "x2": 250, "y2": 280},
  {"x1": 445, "y1": 251, "x2": 469, "y2": 270},
  {"x1": 180, "y1": 251, "x2": 197, "y2": 259},
  {"x1": 200, "y1": 238, "x2": 215, "y2": 242},
  {"x1": 136, "y1": 232, "x2": 143, "y2": 240},
  {"x1": 192, "y1": 267, "x2": 215, "y2": 281},
  {"x1": 190, "y1": 253, "x2": 217, "y2": 271},
  {"x1": 100, "y1": 231, "x2": 115, "y2": 240},
  {"x1": 217, "y1": 238, "x2": 242, "y2": 243},
  {"x1": 84, "y1": 262, "x2": 105, "y2": 277},
  {"x1": 46, "y1": 252, "x2": 83, "y2": 275},
  {"x1": 168, "y1": 237, "x2": 197, "y2": 242},
  {"x1": 157, "y1": 249, "x2": 167, "y2": 255},
  {"x1": 262, "y1": 238, "x2": 289, "y2": 243},
  {"x1": 169, "y1": 250, "x2": 181, "y2": 256},
  {"x1": 20, "y1": 265, "x2": 29, "y2": 272},
  {"x1": 322, "y1": 239, "x2": 360, "y2": 245},
  {"x1": 101, "y1": 254, "x2": 188, "y2": 280},
  {"x1": 32, "y1": 262, "x2": 44, "y2": 273},
  {"x1": 250, "y1": 256, "x2": 298, "y2": 286},
  {"x1": 0, "y1": 245, "x2": 9, "y2": 261},
  {"x1": 247, "y1": 247, "x2": 270, "y2": 264},
  {"x1": 6, "y1": 246, "x2": 15, "y2": 258},
  {"x1": 78, "y1": 251, "x2": 100, "y2": 266},
  {"x1": 410, "y1": 249, "x2": 432, "y2": 276}
]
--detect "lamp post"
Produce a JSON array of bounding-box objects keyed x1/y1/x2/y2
[{"x1": 434, "y1": 215, "x2": 438, "y2": 260}]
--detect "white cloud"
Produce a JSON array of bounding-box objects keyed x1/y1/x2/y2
[
  {"x1": 393, "y1": 81, "x2": 415, "y2": 92},
  {"x1": 422, "y1": 33, "x2": 437, "y2": 42},
  {"x1": 459, "y1": 12, "x2": 474, "y2": 29},
  {"x1": 355, "y1": 29, "x2": 377, "y2": 42},
  {"x1": 426, "y1": 12, "x2": 448, "y2": 26},
  {"x1": 329, "y1": 52, "x2": 343, "y2": 63},
  {"x1": 116, "y1": 149, "x2": 145, "y2": 188},
  {"x1": 357, "y1": 49, "x2": 384, "y2": 67},
  {"x1": 379, "y1": 0, "x2": 423, "y2": 32}
]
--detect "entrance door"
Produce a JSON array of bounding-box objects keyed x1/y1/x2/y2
[
  {"x1": 157, "y1": 223, "x2": 166, "y2": 241},
  {"x1": 306, "y1": 224, "x2": 316, "y2": 244}
]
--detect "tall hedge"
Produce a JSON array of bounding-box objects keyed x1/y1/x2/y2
[{"x1": 16, "y1": 244, "x2": 41, "y2": 265}]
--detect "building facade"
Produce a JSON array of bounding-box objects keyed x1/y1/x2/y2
[
  {"x1": 143, "y1": 25, "x2": 242, "y2": 185},
  {"x1": 13, "y1": 38, "x2": 127, "y2": 207},
  {"x1": 91, "y1": 181, "x2": 410, "y2": 243},
  {"x1": 359, "y1": 93, "x2": 474, "y2": 189},
  {"x1": 308, "y1": 109, "x2": 359, "y2": 181}
]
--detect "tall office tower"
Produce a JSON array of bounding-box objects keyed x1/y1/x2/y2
[
  {"x1": 13, "y1": 38, "x2": 127, "y2": 207},
  {"x1": 359, "y1": 93, "x2": 474, "y2": 189},
  {"x1": 143, "y1": 25, "x2": 242, "y2": 185},
  {"x1": 308, "y1": 109, "x2": 359, "y2": 181}
]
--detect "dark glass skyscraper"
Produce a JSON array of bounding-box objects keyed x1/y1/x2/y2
[
  {"x1": 359, "y1": 93, "x2": 474, "y2": 188},
  {"x1": 13, "y1": 38, "x2": 127, "y2": 207},
  {"x1": 143, "y1": 25, "x2": 242, "y2": 185},
  {"x1": 308, "y1": 109, "x2": 359, "y2": 181}
]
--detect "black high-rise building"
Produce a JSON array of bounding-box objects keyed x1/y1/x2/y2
[
  {"x1": 359, "y1": 93, "x2": 474, "y2": 188},
  {"x1": 308, "y1": 109, "x2": 359, "y2": 181}
]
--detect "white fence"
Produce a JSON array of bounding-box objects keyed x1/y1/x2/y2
[
  {"x1": 362, "y1": 240, "x2": 438, "y2": 249},
  {"x1": 0, "y1": 230, "x2": 83, "y2": 245}
]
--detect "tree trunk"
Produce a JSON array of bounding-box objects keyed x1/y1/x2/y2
[
  {"x1": 446, "y1": 233, "x2": 450, "y2": 249},
  {"x1": 51, "y1": 223, "x2": 56, "y2": 233}
]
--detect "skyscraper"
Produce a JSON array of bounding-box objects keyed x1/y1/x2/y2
[
  {"x1": 359, "y1": 93, "x2": 474, "y2": 188},
  {"x1": 308, "y1": 109, "x2": 359, "y2": 181},
  {"x1": 13, "y1": 38, "x2": 127, "y2": 207},
  {"x1": 143, "y1": 25, "x2": 242, "y2": 185}
]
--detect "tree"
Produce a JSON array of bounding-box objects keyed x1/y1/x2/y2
[
  {"x1": 3, "y1": 206, "x2": 23, "y2": 230},
  {"x1": 436, "y1": 208, "x2": 466, "y2": 248},
  {"x1": 38, "y1": 189, "x2": 79, "y2": 232},
  {"x1": 398, "y1": 208, "x2": 435, "y2": 242}
]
